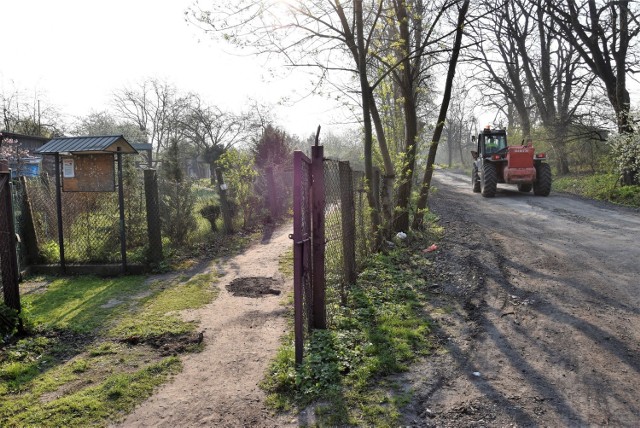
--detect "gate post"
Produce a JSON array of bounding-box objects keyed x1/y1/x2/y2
[
  {"x1": 54, "y1": 153, "x2": 66, "y2": 274},
  {"x1": 0, "y1": 160, "x2": 20, "y2": 312},
  {"x1": 117, "y1": 150, "x2": 127, "y2": 274},
  {"x1": 292, "y1": 151, "x2": 305, "y2": 365},
  {"x1": 144, "y1": 169, "x2": 163, "y2": 265},
  {"x1": 311, "y1": 144, "x2": 326, "y2": 329}
]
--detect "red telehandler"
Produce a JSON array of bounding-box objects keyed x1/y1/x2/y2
[{"x1": 471, "y1": 126, "x2": 551, "y2": 197}]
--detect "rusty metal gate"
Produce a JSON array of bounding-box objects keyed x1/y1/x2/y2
[
  {"x1": 292, "y1": 143, "x2": 328, "y2": 365},
  {"x1": 292, "y1": 150, "x2": 313, "y2": 365},
  {"x1": 0, "y1": 160, "x2": 21, "y2": 314}
]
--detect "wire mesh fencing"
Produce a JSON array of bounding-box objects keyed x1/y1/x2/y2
[
  {"x1": 18, "y1": 165, "x2": 284, "y2": 268},
  {"x1": 20, "y1": 170, "x2": 149, "y2": 266},
  {"x1": 322, "y1": 159, "x2": 378, "y2": 327}
]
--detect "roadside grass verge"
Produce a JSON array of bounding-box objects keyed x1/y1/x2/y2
[
  {"x1": 262, "y1": 234, "x2": 438, "y2": 426},
  {"x1": 0, "y1": 272, "x2": 218, "y2": 427},
  {"x1": 554, "y1": 172, "x2": 640, "y2": 207}
]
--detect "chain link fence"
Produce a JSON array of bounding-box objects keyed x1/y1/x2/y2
[
  {"x1": 323, "y1": 159, "x2": 378, "y2": 327},
  {"x1": 18, "y1": 170, "x2": 149, "y2": 266},
  {"x1": 14, "y1": 164, "x2": 286, "y2": 268}
]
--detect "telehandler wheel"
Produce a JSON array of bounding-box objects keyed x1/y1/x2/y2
[
  {"x1": 518, "y1": 183, "x2": 532, "y2": 192},
  {"x1": 533, "y1": 163, "x2": 552, "y2": 196},
  {"x1": 481, "y1": 162, "x2": 497, "y2": 197},
  {"x1": 472, "y1": 165, "x2": 481, "y2": 193}
]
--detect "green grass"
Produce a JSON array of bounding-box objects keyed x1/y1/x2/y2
[
  {"x1": 110, "y1": 272, "x2": 218, "y2": 338},
  {"x1": 0, "y1": 272, "x2": 219, "y2": 426},
  {"x1": 278, "y1": 248, "x2": 294, "y2": 279},
  {"x1": 554, "y1": 172, "x2": 640, "y2": 207},
  {"x1": 261, "y1": 243, "x2": 435, "y2": 426},
  {"x1": 4, "y1": 357, "x2": 181, "y2": 427},
  {"x1": 23, "y1": 276, "x2": 150, "y2": 333}
]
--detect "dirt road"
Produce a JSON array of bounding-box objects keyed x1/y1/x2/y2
[
  {"x1": 404, "y1": 170, "x2": 640, "y2": 426},
  {"x1": 116, "y1": 225, "x2": 295, "y2": 428}
]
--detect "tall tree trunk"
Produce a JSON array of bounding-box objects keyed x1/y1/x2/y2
[
  {"x1": 369, "y1": 95, "x2": 395, "y2": 229},
  {"x1": 413, "y1": 0, "x2": 470, "y2": 229},
  {"x1": 392, "y1": 0, "x2": 419, "y2": 233},
  {"x1": 355, "y1": 0, "x2": 381, "y2": 247}
]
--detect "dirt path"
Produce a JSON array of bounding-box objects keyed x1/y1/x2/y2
[
  {"x1": 117, "y1": 224, "x2": 295, "y2": 428},
  {"x1": 403, "y1": 170, "x2": 640, "y2": 426}
]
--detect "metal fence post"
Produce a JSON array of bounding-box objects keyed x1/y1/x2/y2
[
  {"x1": 54, "y1": 153, "x2": 66, "y2": 274},
  {"x1": 339, "y1": 161, "x2": 356, "y2": 302},
  {"x1": 311, "y1": 144, "x2": 326, "y2": 329},
  {"x1": 144, "y1": 169, "x2": 163, "y2": 265},
  {"x1": 0, "y1": 160, "x2": 20, "y2": 313},
  {"x1": 117, "y1": 150, "x2": 127, "y2": 274},
  {"x1": 293, "y1": 152, "x2": 305, "y2": 365}
]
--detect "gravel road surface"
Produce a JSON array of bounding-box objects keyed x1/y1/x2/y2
[{"x1": 404, "y1": 169, "x2": 640, "y2": 427}]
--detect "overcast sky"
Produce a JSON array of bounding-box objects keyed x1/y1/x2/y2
[{"x1": 0, "y1": 0, "x2": 348, "y2": 138}]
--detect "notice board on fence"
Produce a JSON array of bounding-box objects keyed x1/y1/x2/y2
[{"x1": 62, "y1": 154, "x2": 115, "y2": 192}]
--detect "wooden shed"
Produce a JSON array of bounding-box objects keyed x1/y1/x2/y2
[{"x1": 36, "y1": 135, "x2": 137, "y2": 192}]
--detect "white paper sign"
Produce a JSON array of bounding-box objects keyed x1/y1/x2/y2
[{"x1": 62, "y1": 158, "x2": 75, "y2": 178}]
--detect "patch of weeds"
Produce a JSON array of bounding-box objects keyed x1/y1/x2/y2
[
  {"x1": 0, "y1": 303, "x2": 21, "y2": 341},
  {"x1": 278, "y1": 248, "x2": 294, "y2": 278},
  {"x1": 554, "y1": 173, "x2": 640, "y2": 207},
  {"x1": 0, "y1": 331, "x2": 91, "y2": 396},
  {"x1": 262, "y1": 246, "x2": 434, "y2": 426},
  {"x1": 109, "y1": 272, "x2": 218, "y2": 339},
  {"x1": 70, "y1": 358, "x2": 89, "y2": 374},
  {"x1": 4, "y1": 357, "x2": 181, "y2": 427},
  {"x1": 87, "y1": 342, "x2": 119, "y2": 357}
]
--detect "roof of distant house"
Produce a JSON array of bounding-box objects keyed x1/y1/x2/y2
[
  {"x1": 36, "y1": 135, "x2": 138, "y2": 155},
  {"x1": 0, "y1": 131, "x2": 50, "y2": 143}
]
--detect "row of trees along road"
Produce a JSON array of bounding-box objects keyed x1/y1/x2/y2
[
  {"x1": 189, "y1": 0, "x2": 640, "y2": 242},
  {"x1": 468, "y1": 0, "x2": 639, "y2": 181}
]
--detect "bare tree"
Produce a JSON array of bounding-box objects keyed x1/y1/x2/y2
[
  {"x1": 547, "y1": 0, "x2": 639, "y2": 134},
  {"x1": 1, "y1": 88, "x2": 64, "y2": 137},
  {"x1": 466, "y1": 0, "x2": 534, "y2": 138},
  {"x1": 546, "y1": 0, "x2": 640, "y2": 182},
  {"x1": 72, "y1": 111, "x2": 147, "y2": 142},
  {"x1": 413, "y1": 0, "x2": 470, "y2": 229},
  {"x1": 113, "y1": 79, "x2": 193, "y2": 164},
  {"x1": 511, "y1": 0, "x2": 598, "y2": 174},
  {"x1": 181, "y1": 97, "x2": 249, "y2": 181}
]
